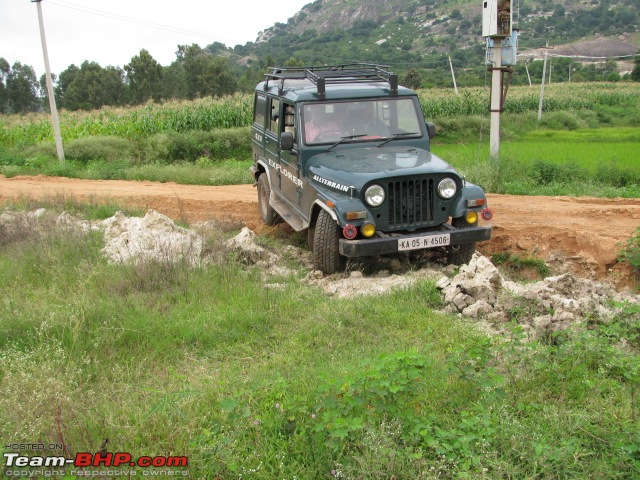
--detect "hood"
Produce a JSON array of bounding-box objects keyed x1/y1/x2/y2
[{"x1": 306, "y1": 146, "x2": 458, "y2": 193}]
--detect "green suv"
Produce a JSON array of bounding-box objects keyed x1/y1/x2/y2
[{"x1": 250, "y1": 64, "x2": 492, "y2": 274}]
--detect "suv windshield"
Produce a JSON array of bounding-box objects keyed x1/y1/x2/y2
[{"x1": 303, "y1": 98, "x2": 422, "y2": 145}]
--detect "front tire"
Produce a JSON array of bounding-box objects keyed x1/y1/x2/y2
[
  {"x1": 447, "y1": 217, "x2": 476, "y2": 266},
  {"x1": 313, "y1": 209, "x2": 346, "y2": 274},
  {"x1": 257, "y1": 173, "x2": 278, "y2": 226}
]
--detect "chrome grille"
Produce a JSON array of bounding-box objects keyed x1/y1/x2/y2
[{"x1": 387, "y1": 179, "x2": 434, "y2": 228}]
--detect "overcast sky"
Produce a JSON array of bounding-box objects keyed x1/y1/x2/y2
[{"x1": 0, "y1": 0, "x2": 311, "y2": 77}]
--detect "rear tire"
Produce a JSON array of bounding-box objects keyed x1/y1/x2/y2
[
  {"x1": 257, "y1": 173, "x2": 278, "y2": 226},
  {"x1": 313, "y1": 209, "x2": 346, "y2": 274},
  {"x1": 447, "y1": 217, "x2": 476, "y2": 266}
]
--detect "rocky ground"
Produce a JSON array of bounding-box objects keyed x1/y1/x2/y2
[{"x1": 2, "y1": 207, "x2": 637, "y2": 343}]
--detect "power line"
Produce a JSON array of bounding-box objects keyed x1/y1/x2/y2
[{"x1": 47, "y1": 0, "x2": 234, "y2": 44}]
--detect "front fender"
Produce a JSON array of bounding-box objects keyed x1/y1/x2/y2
[{"x1": 450, "y1": 183, "x2": 487, "y2": 218}]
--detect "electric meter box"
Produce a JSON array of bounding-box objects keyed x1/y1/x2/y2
[
  {"x1": 482, "y1": 0, "x2": 512, "y2": 37},
  {"x1": 486, "y1": 30, "x2": 518, "y2": 66}
]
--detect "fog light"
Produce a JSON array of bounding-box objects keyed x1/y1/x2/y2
[
  {"x1": 465, "y1": 211, "x2": 478, "y2": 225},
  {"x1": 361, "y1": 223, "x2": 376, "y2": 238},
  {"x1": 481, "y1": 208, "x2": 493, "y2": 221},
  {"x1": 342, "y1": 224, "x2": 358, "y2": 239}
]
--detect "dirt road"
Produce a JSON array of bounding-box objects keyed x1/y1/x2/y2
[{"x1": 1, "y1": 175, "x2": 639, "y2": 286}]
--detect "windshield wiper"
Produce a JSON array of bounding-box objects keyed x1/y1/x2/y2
[
  {"x1": 376, "y1": 132, "x2": 419, "y2": 148},
  {"x1": 326, "y1": 133, "x2": 368, "y2": 151}
]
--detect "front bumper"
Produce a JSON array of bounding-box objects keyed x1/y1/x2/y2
[{"x1": 339, "y1": 225, "x2": 492, "y2": 258}]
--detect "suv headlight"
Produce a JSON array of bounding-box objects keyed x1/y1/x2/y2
[
  {"x1": 437, "y1": 178, "x2": 457, "y2": 199},
  {"x1": 364, "y1": 185, "x2": 385, "y2": 207}
]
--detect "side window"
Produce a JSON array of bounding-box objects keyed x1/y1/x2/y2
[
  {"x1": 268, "y1": 98, "x2": 280, "y2": 133},
  {"x1": 253, "y1": 93, "x2": 266, "y2": 127},
  {"x1": 283, "y1": 103, "x2": 296, "y2": 140}
]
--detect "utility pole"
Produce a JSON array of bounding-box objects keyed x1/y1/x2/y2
[
  {"x1": 489, "y1": 38, "x2": 503, "y2": 158},
  {"x1": 483, "y1": 0, "x2": 514, "y2": 160},
  {"x1": 538, "y1": 43, "x2": 549, "y2": 121},
  {"x1": 448, "y1": 55, "x2": 459, "y2": 95},
  {"x1": 32, "y1": 0, "x2": 64, "y2": 161}
]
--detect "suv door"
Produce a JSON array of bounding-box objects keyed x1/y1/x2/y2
[
  {"x1": 278, "y1": 102, "x2": 303, "y2": 209},
  {"x1": 251, "y1": 93, "x2": 266, "y2": 163},
  {"x1": 265, "y1": 96, "x2": 281, "y2": 191}
]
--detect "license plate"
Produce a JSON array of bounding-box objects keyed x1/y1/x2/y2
[{"x1": 398, "y1": 233, "x2": 450, "y2": 251}]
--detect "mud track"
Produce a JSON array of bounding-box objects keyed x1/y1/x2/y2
[{"x1": 1, "y1": 175, "x2": 639, "y2": 288}]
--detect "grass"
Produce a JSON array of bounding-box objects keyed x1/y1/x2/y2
[
  {"x1": 1, "y1": 201, "x2": 639, "y2": 478},
  {"x1": 0, "y1": 158, "x2": 254, "y2": 186},
  {"x1": 433, "y1": 125, "x2": 640, "y2": 198},
  {"x1": 1, "y1": 123, "x2": 638, "y2": 197}
]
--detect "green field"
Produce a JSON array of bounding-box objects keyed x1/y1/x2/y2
[
  {"x1": 1, "y1": 82, "x2": 639, "y2": 197},
  {"x1": 433, "y1": 127, "x2": 640, "y2": 197},
  {"x1": 0, "y1": 207, "x2": 638, "y2": 478}
]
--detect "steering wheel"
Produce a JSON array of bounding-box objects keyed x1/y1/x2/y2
[{"x1": 314, "y1": 130, "x2": 343, "y2": 142}]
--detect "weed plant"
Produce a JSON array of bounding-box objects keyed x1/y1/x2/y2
[
  {"x1": 0, "y1": 203, "x2": 639, "y2": 478},
  {"x1": 619, "y1": 227, "x2": 640, "y2": 280}
]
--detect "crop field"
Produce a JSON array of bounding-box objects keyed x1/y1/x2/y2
[
  {"x1": 1, "y1": 83, "x2": 639, "y2": 148},
  {"x1": 0, "y1": 82, "x2": 638, "y2": 197},
  {"x1": 0, "y1": 94, "x2": 253, "y2": 148},
  {"x1": 417, "y1": 82, "x2": 640, "y2": 117}
]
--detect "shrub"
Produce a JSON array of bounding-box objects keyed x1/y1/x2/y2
[
  {"x1": 539, "y1": 111, "x2": 586, "y2": 130},
  {"x1": 530, "y1": 159, "x2": 586, "y2": 185},
  {"x1": 618, "y1": 227, "x2": 640, "y2": 278},
  {"x1": 432, "y1": 115, "x2": 488, "y2": 143},
  {"x1": 595, "y1": 162, "x2": 639, "y2": 187},
  {"x1": 135, "y1": 127, "x2": 251, "y2": 163},
  {"x1": 65, "y1": 136, "x2": 132, "y2": 163}
]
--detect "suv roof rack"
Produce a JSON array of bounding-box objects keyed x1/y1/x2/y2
[{"x1": 264, "y1": 63, "x2": 399, "y2": 99}]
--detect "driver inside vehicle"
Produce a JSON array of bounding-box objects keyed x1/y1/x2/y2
[
  {"x1": 343, "y1": 102, "x2": 390, "y2": 138},
  {"x1": 304, "y1": 106, "x2": 341, "y2": 143}
]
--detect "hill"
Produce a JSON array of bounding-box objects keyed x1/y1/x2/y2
[{"x1": 215, "y1": 0, "x2": 640, "y2": 86}]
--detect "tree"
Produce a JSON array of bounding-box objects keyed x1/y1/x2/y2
[
  {"x1": 125, "y1": 49, "x2": 163, "y2": 104},
  {"x1": 199, "y1": 57, "x2": 237, "y2": 97},
  {"x1": 175, "y1": 44, "x2": 237, "y2": 99},
  {"x1": 39, "y1": 72, "x2": 57, "y2": 113},
  {"x1": 0, "y1": 57, "x2": 9, "y2": 113},
  {"x1": 103, "y1": 66, "x2": 126, "y2": 106},
  {"x1": 5, "y1": 62, "x2": 40, "y2": 113},
  {"x1": 55, "y1": 64, "x2": 78, "y2": 107},
  {"x1": 177, "y1": 44, "x2": 210, "y2": 99},
  {"x1": 632, "y1": 54, "x2": 640, "y2": 82},
  {"x1": 283, "y1": 57, "x2": 304, "y2": 67},
  {"x1": 401, "y1": 68, "x2": 423, "y2": 90},
  {"x1": 61, "y1": 61, "x2": 125, "y2": 110},
  {"x1": 161, "y1": 62, "x2": 188, "y2": 100}
]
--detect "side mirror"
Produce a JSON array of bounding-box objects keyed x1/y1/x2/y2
[
  {"x1": 426, "y1": 122, "x2": 436, "y2": 140},
  {"x1": 281, "y1": 131, "x2": 295, "y2": 151}
]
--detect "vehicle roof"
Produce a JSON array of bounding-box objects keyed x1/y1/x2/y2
[{"x1": 256, "y1": 79, "x2": 416, "y2": 102}]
